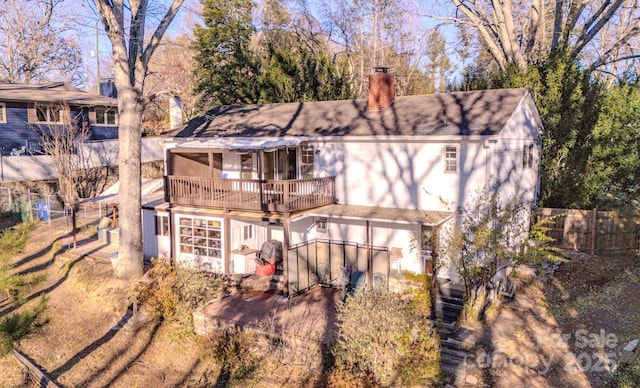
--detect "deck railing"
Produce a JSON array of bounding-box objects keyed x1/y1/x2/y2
[{"x1": 166, "y1": 175, "x2": 336, "y2": 212}]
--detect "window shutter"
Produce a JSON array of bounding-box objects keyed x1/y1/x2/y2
[
  {"x1": 62, "y1": 108, "x2": 71, "y2": 125},
  {"x1": 27, "y1": 104, "x2": 37, "y2": 123},
  {"x1": 88, "y1": 109, "x2": 97, "y2": 124}
]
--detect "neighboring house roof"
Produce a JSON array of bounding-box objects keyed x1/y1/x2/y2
[
  {"x1": 0, "y1": 82, "x2": 117, "y2": 107},
  {"x1": 167, "y1": 88, "x2": 531, "y2": 139},
  {"x1": 85, "y1": 179, "x2": 164, "y2": 204}
]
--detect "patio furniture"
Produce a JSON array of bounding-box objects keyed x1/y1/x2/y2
[
  {"x1": 317, "y1": 264, "x2": 329, "y2": 287},
  {"x1": 372, "y1": 272, "x2": 386, "y2": 289},
  {"x1": 342, "y1": 270, "x2": 366, "y2": 302}
]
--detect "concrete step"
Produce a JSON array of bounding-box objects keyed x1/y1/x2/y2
[
  {"x1": 438, "y1": 282, "x2": 466, "y2": 299},
  {"x1": 435, "y1": 299, "x2": 464, "y2": 310},
  {"x1": 98, "y1": 227, "x2": 119, "y2": 246},
  {"x1": 440, "y1": 346, "x2": 468, "y2": 361}
]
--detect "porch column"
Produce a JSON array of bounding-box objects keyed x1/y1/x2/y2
[
  {"x1": 223, "y1": 217, "x2": 231, "y2": 274},
  {"x1": 258, "y1": 151, "x2": 266, "y2": 211},
  {"x1": 283, "y1": 218, "x2": 290, "y2": 295}
]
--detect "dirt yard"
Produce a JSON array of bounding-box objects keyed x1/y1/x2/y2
[
  {"x1": 457, "y1": 251, "x2": 640, "y2": 387},
  {"x1": 0, "y1": 221, "x2": 638, "y2": 387},
  {"x1": 0, "y1": 221, "x2": 338, "y2": 387}
]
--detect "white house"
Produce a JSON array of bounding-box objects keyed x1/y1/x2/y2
[{"x1": 142, "y1": 68, "x2": 542, "y2": 293}]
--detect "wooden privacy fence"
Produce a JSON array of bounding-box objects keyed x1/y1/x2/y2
[
  {"x1": 536, "y1": 208, "x2": 639, "y2": 254},
  {"x1": 287, "y1": 239, "x2": 389, "y2": 294}
]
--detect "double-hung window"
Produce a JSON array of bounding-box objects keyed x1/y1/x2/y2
[
  {"x1": 95, "y1": 106, "x2": 117, "y2": 125},
  {"x1": 155, "y1": 215, "x2": 169, "y2": 236},
  {"x1": 523, "y1": 144, "x2": 534, "y2": 169},
  {"x1": 35, "y1": 104, "x2": 62, "y2": 124},
  {"x1": 444, "y1": 146, "x2": 458, "y2": 173}
]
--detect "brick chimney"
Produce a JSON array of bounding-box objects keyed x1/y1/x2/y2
[{"x1": 367, "y1": 67, "x2": 394, "y2": 111}]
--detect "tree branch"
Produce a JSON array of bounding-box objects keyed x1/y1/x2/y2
[
  {"x1": 141, "y1": 0, "x2": 185, "y2": 66},
  {"x1": 570, "y1": 0, "x2": 625, "y2": 59}
]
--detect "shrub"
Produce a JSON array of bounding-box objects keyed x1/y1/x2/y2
[
  {"x1": 0, "y1": 221, "x2": 40, "y2": 302},
  {"x1": 134, "y1": 258, "x2": 221, "y2": 330},
  {"x1": 331, "y1": 287, "x2": 440, "y2": 386},
  {"x1": 0, "y1": 295, "x2": 48, "y2": 356},
  {"x1": 199, "y1": 328, "x2": 262, "y2": 384}
]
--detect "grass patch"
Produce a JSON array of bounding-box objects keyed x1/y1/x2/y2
[
  {"x1": 0, "y1": 221, "x2": 42, "y2": 302},
  {"x1": 609, "y1": 349, "x2": 640, "y2": 387}
]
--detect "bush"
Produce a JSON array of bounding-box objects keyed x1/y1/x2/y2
[
  {"x1": 331, "y1": 287, "x2": 440, "y2": 386},
  {"x1": 0, "y1": 295, "x2": 47, "y2": 356},
  {"x1": 199, "y1": 328, "x2": 262, "y2": 384},
  {"x1": 134, "y1": 258, "x2": 221, "y2": 330}
]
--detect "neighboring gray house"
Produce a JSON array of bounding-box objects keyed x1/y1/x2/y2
[
  {"x1": 143, "y1": 69, "x2": 543, "y2": 292},
  {"x1": 0, "y1": 82, "x2": 118, "y2": 155}
]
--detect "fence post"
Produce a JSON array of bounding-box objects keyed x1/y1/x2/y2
[
  {"x1": 7, "y1": 187, "x2": 11, "y2": 211},
  {"x1": 27, "y1": 189, "x2": 33, "y2": 221},
  {"x1": 47, "y1": 194, "x2": 52, "y2": 227},
  {"x1": 590, "y1": 208, "x2": 597, "y2": 256}
]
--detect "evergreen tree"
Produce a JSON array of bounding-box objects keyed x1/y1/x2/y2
[
  {"x1": 456, "y1": 53, "x2": 640, "y2": 210},
  {"x1": 193, "y1": 0, "x2": 260, "y2": 108}
]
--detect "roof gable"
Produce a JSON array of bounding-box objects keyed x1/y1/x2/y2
[{"x1": 168, "y1": 88, "x2": 531, "y2": 138}]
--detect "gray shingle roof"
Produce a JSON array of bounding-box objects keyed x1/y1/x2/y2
[
  {"x1": 167, "y1": 88, "x2": 530, "y2": 138},
  {"x1": 0, "y1": 82, "x2": 117, "y2": 107}
]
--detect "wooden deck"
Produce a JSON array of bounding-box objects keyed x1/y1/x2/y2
[{"x1": 166, "y1": 176, "x2": 336, "y2": 212}]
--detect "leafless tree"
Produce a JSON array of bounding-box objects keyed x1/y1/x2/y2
[
  {"x1": 432, "y1": 0, "x2": 640, "y2": 74},
  {"x1": 94, "y1": 0, "x2": 184, "y2": 279},
  {"x1": 0, "y1": 0, "x2": 84, "y2": 84},
  {"x1": 321, "y1": 0, "x2": 432, "y2": 98},
  {"x1": 32, "y1": 104, "x2": 107, "y2": 203},
  {"x1": 144, "y1": 35, "x2": 199, "y2": 134}
]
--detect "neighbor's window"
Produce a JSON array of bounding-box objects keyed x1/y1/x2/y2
[
  {"x1": 35, "y1": 104, "x2": 62, "y2": 124},
  {"x1": 444, "y1": 146, "x2": 457, "y2": 173},
  {"x1": 523, "y1": 144, "x2": 534, "y2": 169},
  {"x1": 96, "y1": 106, "x2": 117, "y2": 125},
  {"x1": 155, "y1": 214, "x2": 169, "y2": 236},
  {"x1": 0, "y1": 102, "x2": 6, "y2": 123},
  {"x1": 316, "y1": 217, "x2": 328, "y2": 233}
]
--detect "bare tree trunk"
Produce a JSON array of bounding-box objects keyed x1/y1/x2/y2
[
  {"x1": 113, "y1": 83, "x2": 144, "y2": 278},
  {"x1": 95, "y1": 0, "x2": 184, "y2": 279}
]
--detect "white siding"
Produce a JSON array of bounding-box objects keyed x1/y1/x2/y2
[
  {"x1": 142, "y1": 210, "x2": 170, "y2": 260},
  {"x1": 491, "y1": 95, "x2": 541, "y2": 207},
  {"x1": 315, "y1": 140, "x2": 489, "y2": 212}
]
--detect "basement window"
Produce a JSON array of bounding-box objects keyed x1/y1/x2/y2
[{"x1": 316, "y1": 217, "x2": 328, "y2": 233}]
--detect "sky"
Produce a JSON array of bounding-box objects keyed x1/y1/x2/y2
[{"x1": 75, "y1": 0, "x2": 458, "y2": 91}]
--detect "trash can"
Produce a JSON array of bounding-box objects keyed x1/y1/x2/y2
[{"x1": 37, "y1": 201, "x2": 49, "y2": 221}]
